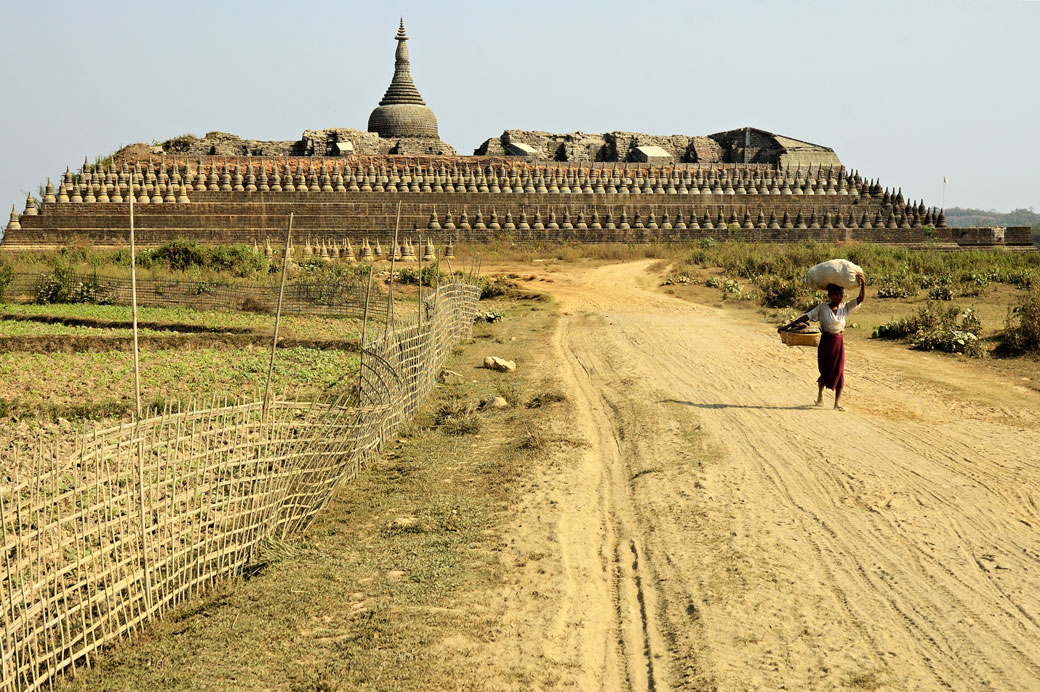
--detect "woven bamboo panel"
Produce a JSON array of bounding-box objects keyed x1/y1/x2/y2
[{"x1": 0, "y1": 278, "x2": 479, "y2": 692}]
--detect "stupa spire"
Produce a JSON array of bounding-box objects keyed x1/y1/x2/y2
[{"x1": 379, "y1": 18, "x2": 426, "y2": 107}]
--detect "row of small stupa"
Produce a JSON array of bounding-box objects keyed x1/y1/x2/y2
[
  {"x1": 420, "y1": 204, "x2": 946, "y2": 231},
  {"x1": 27, "y1": 158, "x2": 897, "y2": 204},
  {"x1": 268, "y1": 236, "x2": 453, "y2": 263}
]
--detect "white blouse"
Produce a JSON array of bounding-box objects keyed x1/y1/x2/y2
[{"x1": 806, "y1": 298, "x2": 861, "y2": 334}]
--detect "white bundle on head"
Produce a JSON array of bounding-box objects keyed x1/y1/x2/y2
[{"x1": 804, "y1": 259, "x2": 864, "y2": 290}]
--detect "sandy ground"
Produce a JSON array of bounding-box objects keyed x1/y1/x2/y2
[{"x1": 479, "y1": 260, "x2": 1040, "y2": 691}]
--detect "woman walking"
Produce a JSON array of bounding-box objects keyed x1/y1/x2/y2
[{"x1": 779, "y1": 272, "x2": 866, "y2": 410}]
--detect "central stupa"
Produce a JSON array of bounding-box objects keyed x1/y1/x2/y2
[{"x1": 367, "y1": 20, "x2": 439, "y2": 140}]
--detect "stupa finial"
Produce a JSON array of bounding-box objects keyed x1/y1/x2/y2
[{"x1": 396, "y1": 18, "x2": 407, "y2": 40}]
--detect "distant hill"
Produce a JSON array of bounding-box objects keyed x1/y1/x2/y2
[{"x1": 945, "y1": 207, "x2": 1040, "y2": 228}]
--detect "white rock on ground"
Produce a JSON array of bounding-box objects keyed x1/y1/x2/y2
[{"x1": 483, "y1": 356, "x2": 516, "y2": 372}]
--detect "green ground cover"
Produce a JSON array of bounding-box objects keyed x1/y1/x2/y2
[
  {"x1": 0, "y1": 302, "x2": 365, "y2": 340},
  {"x1": 664, "y1": 240, "x2": 1040, "y2": 358},
  {"x1": 0, "y1": 345, "x2": 360, "y2": 426}
]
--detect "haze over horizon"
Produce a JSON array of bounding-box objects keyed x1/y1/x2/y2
[{"x1": 0, "y1": 0, "x2": 1037, "y2": 224}]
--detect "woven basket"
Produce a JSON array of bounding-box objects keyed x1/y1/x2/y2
[{"x1": 780, "y1": 330, "x2": 822, "y2": 348}]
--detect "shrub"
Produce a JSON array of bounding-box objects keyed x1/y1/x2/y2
[
  {"x1": 137, "y1": 239, "x2": 207, "y2": 271},
  {"x1": 872, "y1": 302, "x2": 962, "y2": 340},
  {"x1": 396, "y1": 264, "x2": 444, "y2": 287},
  {"x1": 928, "y1": 284, "x2": 953, "y2": 301},
  {"x1": 873, "y1": 304, "x2": 985, "y2": 357},
  {"x1": 1000, "y1": 288, "x2": 1040, "y2": 353},
  {"x1": 159, "y1": 133, "x2": 201, "y2": 153},
  {"x1": 755, "y1": 275, "x2": 806, "y2": 308},
  {"x1": 35, "y1": 262, "x2": 115, "y2": 305},
  {"x1": 875, "y1": 275, "x2": 917, "y2": 299},
  {"x1": 662, "y1": 273, "x2": 691, "y2": 286},
  {"x1": 34, "y1": 260, "x2": 74, "y2": 303},
  {"x1": 136, "y1": 240, "x2": 269, "y2": 277},
  {"x1": 959, "y1": 270, "x2": 991, "y2": 290},
  {"x1": 207, "y1": 244, "x2": 269, "y2": 277},
  {"x1": 1000, "y1": 270, "x2": 1035, "y2": 289},
  {"x1": 912, "y1": 327, "x2": 985, "y2": 358},
  {"x1": 476, "y1": 275, "x2": 516, "y2": 300},
  {"x1": 919, "y1": 272, "x2": 952, "y2": 290},
  {"x1": 0, "y1": 258, "x2": 13, "y2": 300}
]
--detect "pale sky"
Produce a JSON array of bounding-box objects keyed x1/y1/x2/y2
[{"x1": 0, "y1": 0, "x2": 1036, "y2": 223}]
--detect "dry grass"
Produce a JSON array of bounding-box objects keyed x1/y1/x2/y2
[
  {"x1": 526, "y1": 389, "x2": 568, "y2": 408},
  {"x1": 844, "y1": 669, "x2": 886, "y2": 690},
  {"x1": 516, "y1": 427, "x2": 547, "y2": 451},
  {"x1": 434, "y1": 397, "x2": 482, "y2": 435},
  {"x1": 454, "y1": 240, "x2": 694, "y2": 264}
]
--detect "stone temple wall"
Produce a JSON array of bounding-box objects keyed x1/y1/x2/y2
[
  {"x1": 9, "y1": 156, "x2": 1014, "y2": 250},
  {"x1": 6, "y1": 197, "x2": 1026, "y2": 250}
]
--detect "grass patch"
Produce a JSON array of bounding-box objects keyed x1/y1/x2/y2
[
  {"x1": 0, "y1": 302, "x2": 364, "y2": 340},
  {"x1": 516, "y1": 427, "x2": 547, "y2": 451},
  {"x1": 434, "y1": 397, "x2": 482, "y2": 435},
  {"x1": 525, "y1": 389, "x2": 567, "y2": 408}
]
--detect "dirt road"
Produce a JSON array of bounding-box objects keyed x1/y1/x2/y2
[{"x1": 505, "y1": 260, "x2": 1040, "y2": 691}]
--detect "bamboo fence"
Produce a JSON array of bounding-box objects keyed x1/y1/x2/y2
[{"x1": 0, "y1": 278, "x2": 480, "y2": 691}]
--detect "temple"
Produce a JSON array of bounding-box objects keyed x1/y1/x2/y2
[{"x1": 2, "y1": 21, "x2": 1031, "y2": 251}]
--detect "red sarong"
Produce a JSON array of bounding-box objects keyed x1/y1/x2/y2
[{"x1": 817, "y1": 331, "x2": 845, "y2": 391}]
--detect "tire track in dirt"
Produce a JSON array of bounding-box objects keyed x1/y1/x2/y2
[
  {"x1": 531, "y1": 260, "x2": 1040, "y2": 691},
  {"x1": 555, "y1": 321, "x2": 672, "y2": 691}
]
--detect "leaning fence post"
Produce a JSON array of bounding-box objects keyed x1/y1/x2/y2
[
  {"x1": 358, "y1": 262, "x2": 375, "y2": 397},
  {"x1": 384, "y1": 201, "x2": 401, "y2": 340},
  {"x1": 128, "y1": 187, "x2": 156, "y2": 619},
  {"x1": 263, "y1": 213, "x2": 294, "y2": 423},
  {"x1": 417, "y1": 230, "x2": 423, "y2": 332}
]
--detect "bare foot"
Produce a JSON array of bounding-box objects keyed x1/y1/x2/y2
[
  {"x1": 834, "y1": 404, "x2": 845, "y2": 411},
  {"x1": 815, "y1": 398, "x2": 824, "y2": 407}
]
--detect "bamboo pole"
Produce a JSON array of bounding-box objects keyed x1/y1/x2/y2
[
  {"x1": 263, "y1": 213, "x2": 294, "y2": 423},
  {"x1": 129, "y1": 188, "x2": 142, "y2": 421},
  {"x1": 358, "y1": 262, "x2": 375, "y2": 397},
  {"x1": 0, "y1": 475, "x2": 15, "y2": 686},
  {"x1": 417, "y1": 231, "x2": 423, "y2": 331},
  {"x1": 135, "y1": 428, "x2": 154, "y2": 620},
  {"x1": 384, "y1": 202, "x2": 401, "y2": 340}
]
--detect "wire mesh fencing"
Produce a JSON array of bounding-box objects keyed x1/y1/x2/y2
[{"x1": 0, "y1": 278, "x2": 480, "y2": 692}]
